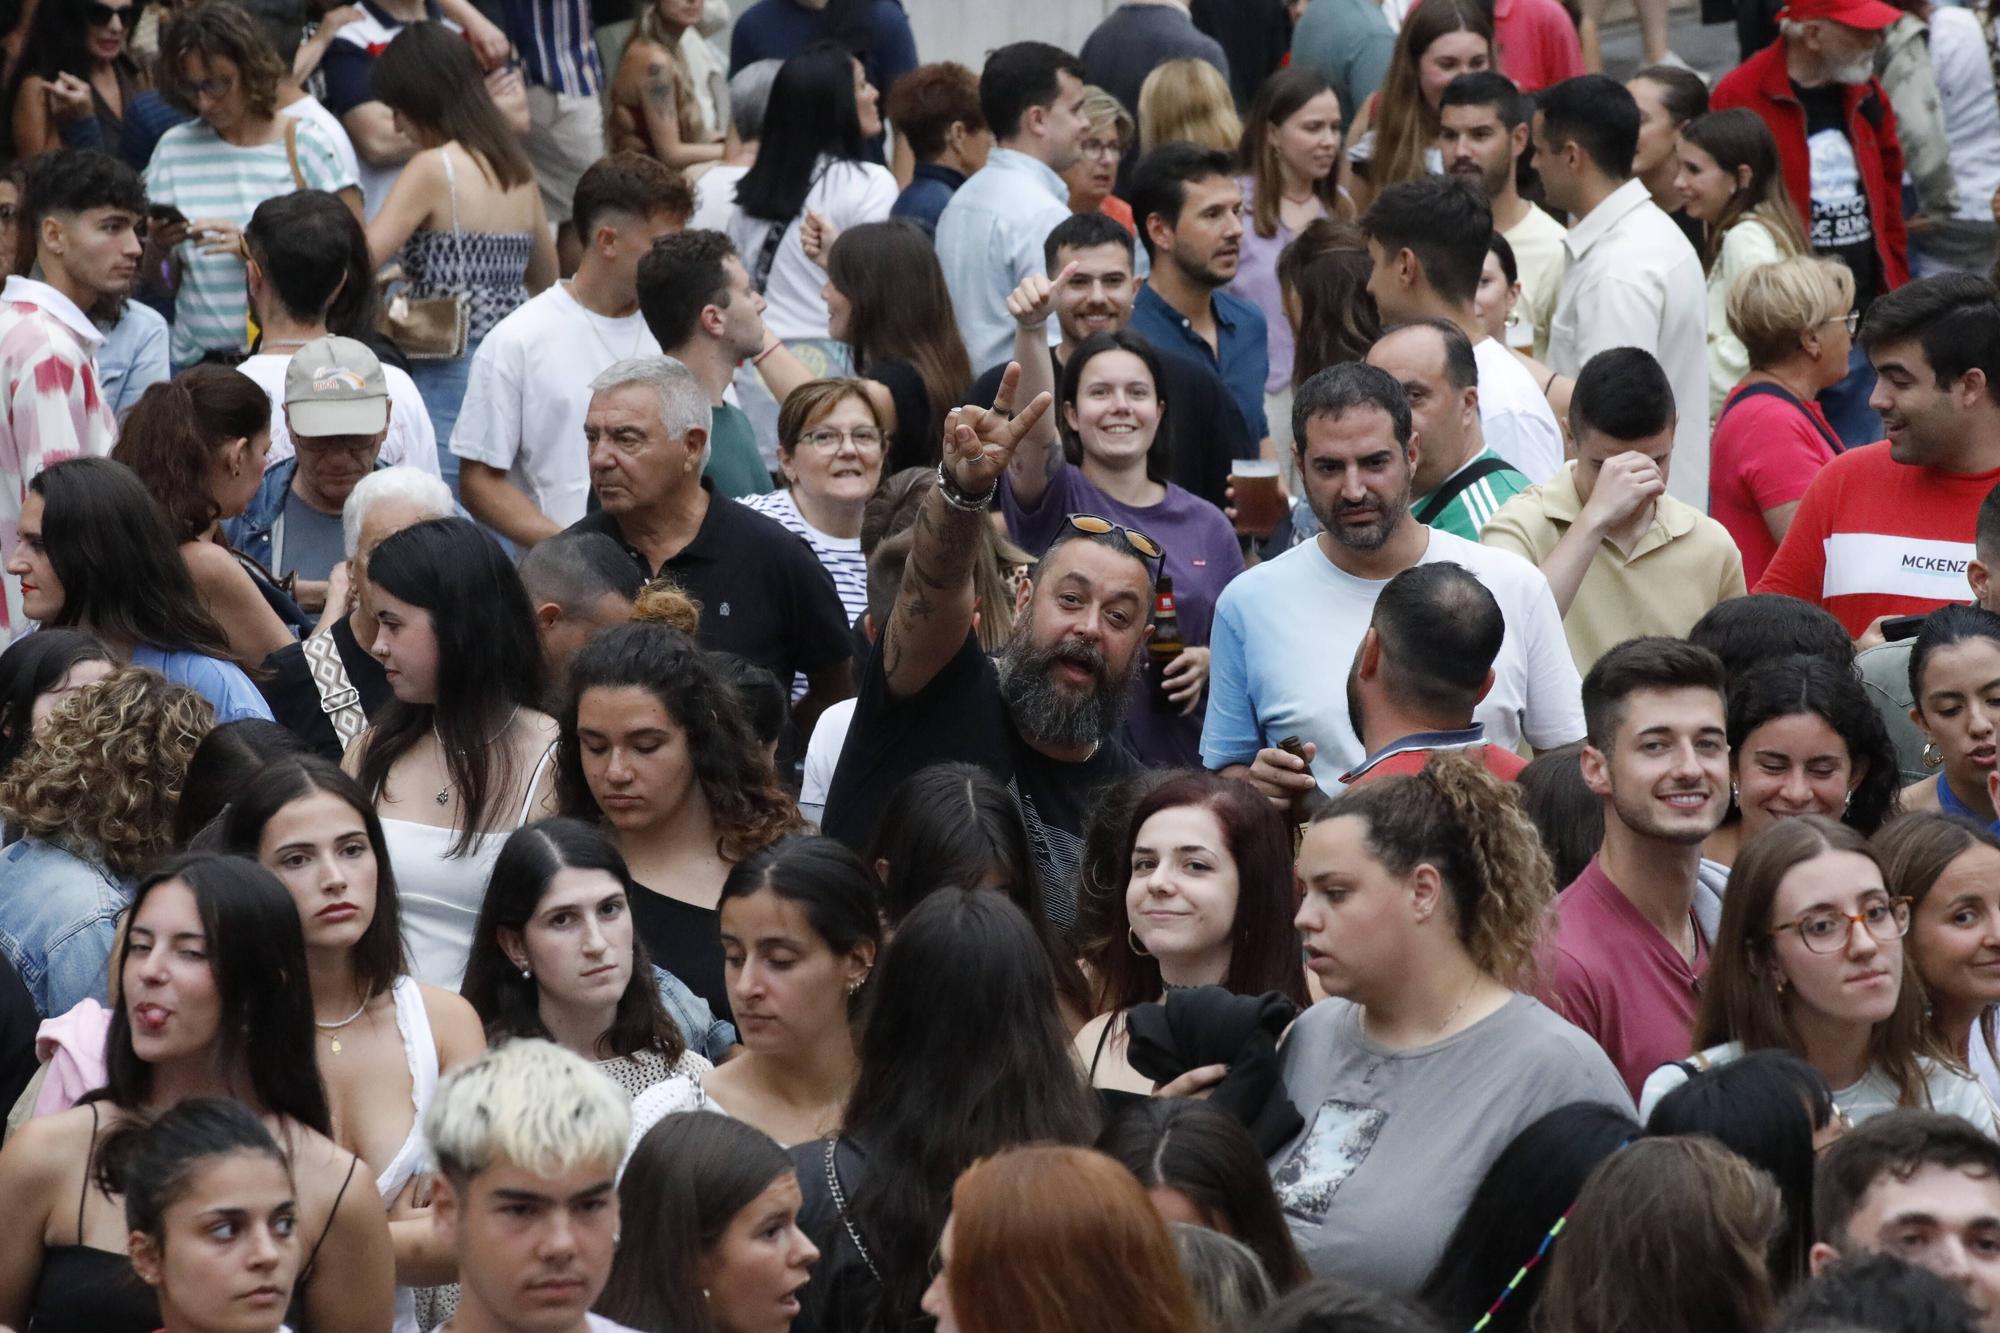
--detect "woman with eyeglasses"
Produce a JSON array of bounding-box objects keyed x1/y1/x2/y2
[
  {"x1": 997, "y1": 321, "x2": 1244, "y2": 768},
  {"x1": 1638, "y1": 815, "x2": 1997, "y2": 1132},
  {"x1": 4, "y1": 0, "x2": 149, "y2": 164},
  {"x1": 1061, "y1": 86, "x2": 1135, "y2": 233}
]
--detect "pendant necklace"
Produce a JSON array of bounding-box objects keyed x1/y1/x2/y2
[
  {"x1": 316, "y1": 997, "x2": 368, "y2": 1054},
  {"x1": 433, "y1": 705, "x2": 522, "y2": 805}
]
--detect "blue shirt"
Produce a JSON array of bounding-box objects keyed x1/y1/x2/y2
[
  {"x1": 936, "y1": 147, "x2": 1074, "y2": 369},
  {"x1": 0, "y1": 837, "x2": 130, "y2": 1019},
  {"x1": 1128, "y1": 282, "x2": 1271, "y2": 443},
  {"x1": 94, "y1": 300, "x2": 169, "y2": 419},
  {"x1": 500, "y1": 0, "x2": 600, "y2": 96},
  {"x1": 890, "y1": 163, "x2": 967, "y2": 237},
  {"x1": 130, "y1": 644, "x2": 275, "y2": 723}
]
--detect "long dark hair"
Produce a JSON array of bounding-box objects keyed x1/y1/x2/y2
[
  {"x1": 840, "y1": 890, "x2": 1099, "y2": 1328},
  {"x1": 1678, "y1": 108, "x2": 1807, "y2": 273},
  {"x1": 30, "y1": 458, "x2": 234, "y2": 658},
  {"x1": 1094, "y1": 770, "x2": 1310, "y2": 1012},
  {"x1": 1278, "y1": 220, "x2": 1380, "y2": 389},
  {"x1": 95, "y1": 1096, "x2": 295, "y2": 1243},
  {"x1": 461, "y1": 816, "x2": 684, "y2": 1064},
  {"x1": 826, "y1": 220, "x2": 970, "y2": 450},
  {"x1": 0, "y1": 627, "x2": 108, "y2": 774},
  {"x1": 597, "y1": 1112, "x2": 793, "y2": 1333},
  {"x1": 1646, "y1": 1049, "x2": 1832, "y2": 1293},
  {"x1": 734, "y1": 42, "x2": 867, "y2": 223},
  {"x1": 371, "y1": 22, "x2": 533, "y2": 190},
  {"x1": 864, "y1": 761, "x2": 1092, "y2": 1020},
  {"x1": 222, "y1": 757, "x2": 407, "y2": 1002},
  {"x1": 1725, "y1": 653, "x2": 1902, "y2": 837},
  {"x1": 1, "y1": 0, "x2": 140, "y2": 155},
  {"x1": 1099, "y1": 1099, "x2": 1308, "y2": 1292},
  {"x1": 1240, "y1": 67, "x2": 1344, "y2": 238},
  {"x1": 113, "y1": 367, "x2": 272, "y2": 543},
  {"x1": 96, "y1": 854, "x2": 332, "y2": 1136},
  {"x1": 356, "y1": 518, "x2": 545, "y2": 857},
  {"x1": 556, "y1": 624, "x2": 801, "y2": 862},
  {"x1": 1417, "y1": 1102, "x2": 1640, "y2": 1333},
  {"x1": 174, "y1": 718, "x2": 303, "y2": 847},
  {"x1": 1059, "y1": 330, "x2": 1173, "y2": 484}
]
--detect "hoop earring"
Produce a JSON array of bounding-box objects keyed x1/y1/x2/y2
[
  {"x1": 1923, "y1": 737, "x2": 1944, "y2": 770},
  {"x1": 1127, "y1": 927, "x2": 1151, "y2": 958}
]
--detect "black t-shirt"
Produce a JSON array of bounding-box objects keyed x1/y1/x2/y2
[
  {"x1": 0, "y1": 950, "x2": 37, "y2": 1116},
  {"x1": 257, "y1": 615, "x2": 393, "y2": 762},
  {"x1": 862, "y1": 358, "x2": 936, "y2": 476},
  {"x1": 967, "y1": 342, "x2": 1251, "y2": 513},
  {"x1": 820, "y1": 633, "x2": 1137, "y2": 930},
  {"x1": 1794, "y1": 81, "x2": 1880, "y2": 309},
  {"x1": 627, "y1": 886, "x2": 730, "y2": 1022},
  {"x1": 565, "y1": 481, "x2": 853, "y2": 687}
]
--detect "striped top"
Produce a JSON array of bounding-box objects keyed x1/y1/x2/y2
[
  {"x1": 499, "y1": 0, "x2": 601, "y2": 97},
  {"x1": 1420, "y1": 448, "x2": 1532, "y2": 542},
  {"x1": 144, "y1": 117, "x2": 355, "y2": 366},
  {"x1": 740, "y1": 488, "x2": 864, "y2": 697}
]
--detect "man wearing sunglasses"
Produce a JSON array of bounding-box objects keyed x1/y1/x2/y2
[{"x1": 820, "y1": 363, "x2": 1158, "y2": 928}]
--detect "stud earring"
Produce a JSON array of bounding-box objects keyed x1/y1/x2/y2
[{"x1": 519, "y1": 965, "x2": 531, "y2": 979}]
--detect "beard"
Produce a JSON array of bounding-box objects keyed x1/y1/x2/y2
[
  {"x1": 1450, "y1": 155, "x2": 1510, "y2": 201},
  {"x1": 997, "y1": 623, "x2": 1135, "y2": 752},
  {"x1": 1607, "y1": 782, "x2": 1724, "y2": 846},
  {"x1": 1310, "y1": 487, "x2": 1410, "y2": 553},
  {"x1": 1828, "y1": 52, "x2": 1877, "y2": 84}
]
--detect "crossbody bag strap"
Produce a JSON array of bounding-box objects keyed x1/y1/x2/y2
[
  {"x1": 284, "y1": 116, "x2": 305, "y2": 190},
  {"x1": 1718, "y1": 381, "x2": 1845, "y2": 454},
  {"x1": 821, "y1": 1136, "x2": 883, "y2": 1285},
  {"x1": 1414, "y1": 455, "x2": 1520, "y2": 526},
  {"x1": 301, "y1": 629, "x2": 367, "y2": 749}
]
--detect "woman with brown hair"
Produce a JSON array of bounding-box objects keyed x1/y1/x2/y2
[
  {"x1": 1534, "y1": 1136, "x2": 1781, "y2": 1333},
  {"x1": 1339, "y1": 0, "x2": 1492, "y2": 210},
  {"x1": 921, "y1": 1145, "x2": 1205, "y2": 1333},
  {"x1": 1638, "y1": 815, "x2": 1996, "y2": 1132},
  {"x1": 1879, "y1": 811, "x2": 2000, "y2": 1098}
]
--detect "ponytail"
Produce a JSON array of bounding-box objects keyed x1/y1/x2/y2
[
  {"x1": 1317, "y1": 751, "x2": 1552, "y2": 988},
  {"x1": 112, "y1": 367, "x2": 272, "y2": 543},
  {"x1": 95, "y1": 1096, "x2": 293, "y2": 1242}
]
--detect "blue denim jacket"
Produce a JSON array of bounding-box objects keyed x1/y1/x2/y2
[
  {"x1": 225, "y1": 459, "x2": 309, "y2": 572},
  {"x1": 0, "y1": 838, "x2": 131, "y2": 1019},
  {"x1": 653, "y1": 966, "x2": 736, "y2": 1063}
]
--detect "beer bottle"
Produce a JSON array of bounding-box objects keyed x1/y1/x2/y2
[{"x1": 1150, "y1": 577, "x2": 1183, "y2": 711}]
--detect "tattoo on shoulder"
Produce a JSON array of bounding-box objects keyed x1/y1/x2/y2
[{"x1": 644, "y1": 62, "x2": 674, "y2": 112}]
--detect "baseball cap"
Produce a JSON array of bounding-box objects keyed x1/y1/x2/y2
[
  {"x1": 1776, "y1": 0, "x2": 1902, "y2": 30},
  {"x1": 284, "y1": 335, "x2": 389, "y2": 438}
]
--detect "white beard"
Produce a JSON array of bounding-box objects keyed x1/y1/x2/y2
[{"x1": 1829, "y1": 53, "x2": 1877, "y2": 85}]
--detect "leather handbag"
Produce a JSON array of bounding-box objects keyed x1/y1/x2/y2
[{"x1": 379, "y1": 146, "x2": 471, "y2": 361}]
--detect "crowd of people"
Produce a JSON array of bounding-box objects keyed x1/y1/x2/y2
[{"x1": 4, "y1": 0, "x2": 2000, "y2": 1330}]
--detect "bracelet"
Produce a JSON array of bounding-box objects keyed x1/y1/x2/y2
[{"x1": 935, "y1": 459, "x2": 997, "y2": 512}]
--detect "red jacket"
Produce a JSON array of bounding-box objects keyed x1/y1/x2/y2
[{"x1": 1710, "y1": 39, "x2": 1910, "y2": 292}]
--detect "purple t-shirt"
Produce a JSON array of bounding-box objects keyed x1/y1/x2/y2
[{"x1": 1001, "y1": 464, "x2": 1245, "y2": 767}]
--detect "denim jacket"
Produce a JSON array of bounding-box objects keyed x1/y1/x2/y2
[
  {"x1": 224, "y1": 458, "x2": 311, "y2": 572},
  {"x1": 0, "y1": 837, "x2": 131, "y2": 1020},
  {"x1": 654, "y1": 965, "x2": 737, "y2": 1063}
]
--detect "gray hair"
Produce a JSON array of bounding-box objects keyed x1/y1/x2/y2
[
  {"x1": 590, "y1": 355, "x2": 712, "y2": 440},
  {"x1": 731, "y1": 58, "x2": 783, "y2": 142},
  {"x1": 341, "y1": 465, "x2": 455, "y2": 558}
]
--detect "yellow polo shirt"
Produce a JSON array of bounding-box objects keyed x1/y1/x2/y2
[{"x1": 1481, "y1": 462, "x2": 1747, "y2": 673}]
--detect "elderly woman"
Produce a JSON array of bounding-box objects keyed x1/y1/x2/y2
[
  {"x1": 1063, "y1": 84, "x2": 1136, "y2": 233},
  {"x1": 1708, "y1": 255, "x2": 1855, "y2": 585}
]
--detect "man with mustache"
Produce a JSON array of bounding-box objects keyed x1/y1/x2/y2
[
  {"x1": 820, "y1": 364, "x2": 1155, "y2": 928},
  {"x1": 1201, "y1": 361, "x2": 1583, "y2": 809}
]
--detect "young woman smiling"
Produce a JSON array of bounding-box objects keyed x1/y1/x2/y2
[
  {"x1": 1640, "y1": 816, "x2": 1996, "y2": 1133},
  {"x1": 1879, "y1": 811, "x2": 2000, "y2": 1099},
  {"x1": 1901, "y1": 606, "x2": 2000, "y2": 829}
]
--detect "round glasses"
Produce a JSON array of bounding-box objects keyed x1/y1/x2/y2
[
  {"x1": 1768, "y1": 895, "x2": 1911, "y2": 954},
  {"x1": 798, "y1": 427, "x2": 883, "y2": 452}
]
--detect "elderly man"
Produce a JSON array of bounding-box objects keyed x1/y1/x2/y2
[
  {"x1": 256, "y1": 465, "x2": 455, "y2": 759},
  {"x1": 517, "y1": 529, "x2": 643, "y2": 691},
  {"x1": 561, "y1": 355, "x2": 853, "y2": 740}
]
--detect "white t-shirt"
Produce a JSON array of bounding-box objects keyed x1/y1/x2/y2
[
  {"x1": 1201, "y1": 526, "x2": 1585, "y2": 786},
  {"x1": 725, "y1": 156, "x2": 897, "y2": 342},
  {"x1": 280, "y1": 96, "x2": 364, "y2": 209},
  {"x1": 691, "y1": 163, "x2": 749, "y2": 233},
  {"x1": 238, "y1": 351, "x2": 441, "y2": 477},
  {"x1": 1471, "y1": 335, "x2": 1564, "y2": 484},
  {"x1": 1640, "y1": 1040, "x2": 2000, "y2": 1135},
  {"x1": 450, "y1": 283, "x2": 661, "y2": 528},
  {"x1": 799, "y1": 694, "x2": 857, "y2": 826},
  {"x1": 1931, "y1": 7, "x2": 2000, "y2": 225}
]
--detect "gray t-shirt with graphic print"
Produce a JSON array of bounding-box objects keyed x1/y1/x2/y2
[{"x1": 1267, "y1": 992, "x2": 1631, "y2": 1292}]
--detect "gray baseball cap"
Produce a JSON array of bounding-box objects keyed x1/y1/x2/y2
[{"x1": 284, "y1": 335, "x2": 389, "y2": 437}]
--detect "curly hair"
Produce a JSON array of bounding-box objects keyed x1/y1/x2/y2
[
  {"x1": 0, "y1": 666, "x2": 214, "y2": 875},
  {"x1": 556, "y1": 623, "x2": 802, "y2": 862},
  {"x1": 1725, "y1": 653, "x2": 1902, "y2": 836},
  {"x1": 159, "y1": 0, "x2": 288, "y2": 121},
  {"x1": 628, "y1": 576, "x2": 701, "y2": 634},
  {"x1": 1314, "y1": 749, "x2": 1552, "y2": 989}
]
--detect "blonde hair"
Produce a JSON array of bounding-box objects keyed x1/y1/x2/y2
[
  {"x1": 0, "y1": 666, "x2": 212, "y2": 876},
  {"x1": 1080, "y1": 84, "x2": 1135, "y2": 153},
  {"x1": 1726, "y1": 254, "x2": 1857, "y2": 370},
  {"x1": 427, "y1": 1038, "x2": 631, "y2": 1183},
  {"x1": 1138, "y1": 60, "x2": 1243, "y2": 156}
]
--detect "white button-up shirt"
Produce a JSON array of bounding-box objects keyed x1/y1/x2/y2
[
  {"x1": 935, "y1": 146, "x2": 1074, "y2": 370},
  {"x1": 1547, "y1": 178, "x2": 1712, "y2": 509}
]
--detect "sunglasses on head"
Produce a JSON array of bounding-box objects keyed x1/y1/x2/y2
[
  {"x1": 1064, "y1": 513, "x2": 1165, "y2": 577},
  {"x1": 85, "y1": 0, "x2": 142, "y2": 26}
]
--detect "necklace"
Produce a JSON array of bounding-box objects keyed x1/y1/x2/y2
[
  {"x1": 432, "y1": 705, "x2": 522, "y2": 805},
  {"x1": 315, "y1": 997, "x2": 369, "y2": 1054},
  {"x1": 566, "y1": 280, "x2": 646, "y2": 365}
]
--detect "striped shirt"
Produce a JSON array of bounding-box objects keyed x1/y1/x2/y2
[
  {"x1": 740, "y1": 488, "x2": 864, "y2": 698},
  {"x1": 1418, "y1": 448, "x2": 1531, "y2": 541},
  {"x1": 500, "y1": 0, "x2": 601, "y2": 96},
  {"x1": 144, "y1": 117, "x2": 356, "y2": 366}
]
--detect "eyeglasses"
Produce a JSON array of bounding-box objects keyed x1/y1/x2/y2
[
  {"x1": 797, "y1": 426, "x2": 883, "y2": 452},
  {"x1": 85, "y1": 0, "x2": 141, "y2": 25},
  {"x1": 1079, "y1": 137, "x2": 1123, "y2": 160},
  {"x1": 1823, "y1": 311, "x2": 1861, "y2": 335},
  {"x1": 1065, "y1": 512, "x2": 1165, "y2": 577},
  {"x1": 1769, "y1": 895, "x2": 1912, "y2": 954},
  {"x1": 187, "y1": 75, "x2": 234, "y2": 101},
  {"x1": 295, "y1": 435, "x2": 379, "y2": 459}
]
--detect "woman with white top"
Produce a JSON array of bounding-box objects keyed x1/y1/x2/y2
[
  {"x1": 224, "y1": 755, "x2": 486, "y2": 1332},
  {"x1": 725, "y1": 42, "x2": 895, "y2": 349},
  {"x1": 1880, "y1": 811, "x2": 2000, "y2": 1100},
  {"x1": 346, "y1": 517, "x2": 559, "y2": 990},
  {"x1": 1639, "y1": 815, "x2": 1999, "y2": 1133},
  {"x1": 1673, "y1": 109, "x2": 1808, "y2": 417}
]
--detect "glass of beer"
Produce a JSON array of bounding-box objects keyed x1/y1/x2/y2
[{"x1": 1231, "y1": 459, "x2": 1284, "y2": 539}]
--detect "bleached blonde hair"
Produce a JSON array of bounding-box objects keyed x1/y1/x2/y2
[{"x1": 426, "y1": 1038, "x2": 631, "y2": 1182}]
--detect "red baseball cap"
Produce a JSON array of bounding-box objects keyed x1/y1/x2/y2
[{"x1": 1776, "y1": 0, "x2": 1903, "y2": 29}]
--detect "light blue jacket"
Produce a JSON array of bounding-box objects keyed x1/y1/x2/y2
[{"x1": 0, "y1": 837, "x2": 131, "y2": 1019}]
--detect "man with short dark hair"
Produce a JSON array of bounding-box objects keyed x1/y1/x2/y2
[
  {"x1": 1810, "y1": 1110, "x2": 2000, "y2": 1331},
  {"x1": 1484, "y1": 346, "x2": 1746, "y2": 671},
  {"x1": 1202, "y1": 362, "x2": 1582, "y2": 805},
  {"x1": 1361, "y1": 175, "x2": 1563, "y2": 481},
  {"x1": 517, "y1": 529, "x2": 642, "y2": 688},
  {"x1": 454, "y1": 153, "x2": 691, "y2": 546},
  {"x1": 1363, "y1": 319, "x2": 1528, "y2": 539},
  {"x1": 0, "y1": 149, "x2": 137, "y2": 641},
  {"x1": 1534, "y1": 75, "x2": 1709, "y2": 508},
  {"x1": 1438, "y1": 71, "x2": 1566, "y2": 356},
  {"x1": 884, "y1": 62, "x2": 990, "y2": 236},
  {"x1": 1547, "y1": 635, "x2": 1730, "y2": 1098},
  {"x1": 1761, "y1": 274, "x2": 2000, "y2": 637},
  {"x1": 937, "y1": 42, "x2": 1092, "y2": 369},
  {"x1": 1341, "y1": 560, "x2": 1526, "y2": 783},
  {"x1": 1126, "y1": 142, "x2": 1271, "y2": 455}
]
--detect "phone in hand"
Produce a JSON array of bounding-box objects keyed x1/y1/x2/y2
[
  {"x1": 1879, "y1": 613, "x2": 1928, "y2": 642},
  {"x1": 147, "y1": 203, "x2": 187, "y2": 228}
]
